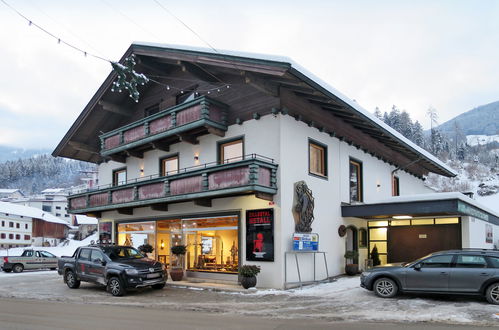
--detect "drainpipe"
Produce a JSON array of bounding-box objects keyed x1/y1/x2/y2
[{"x1": 391, "y1": 158, "x2": 422, "y2": 176}]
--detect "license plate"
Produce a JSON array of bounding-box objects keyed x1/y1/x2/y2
[{"x1": 147, "y1": 273, "x2": 160, "y2": 279}]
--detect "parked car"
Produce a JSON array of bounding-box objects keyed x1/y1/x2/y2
[
  {"x1": 360, "y1": 249, "x2": 499, "y2": 304},
  {"x1": 1, "y1": 249, "x2": 58, "y2": 273},
  {"x1": 57, "y1": 245, "x2": 166, "y2": 296}
]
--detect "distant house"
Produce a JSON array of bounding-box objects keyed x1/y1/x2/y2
[
  {"x1": 0, "y1": 202, "x2": 71, "y2": 248},
  {"x1": 12, "y1": 188, "x2": 71, "y2": 223},
  {"x1": 0, "y1": 189, "x2": 24, "y2": 201},
  {"x1": 71, "y1": 214, "x2": 98, "y2": 240}
]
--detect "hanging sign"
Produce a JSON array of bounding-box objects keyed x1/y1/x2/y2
[
  {"x1": 293, "y1": 233, "x2": 319, "y2": 251},
  {"x1": 246, "y1": 208, "x2": 274, "y2": 261}
]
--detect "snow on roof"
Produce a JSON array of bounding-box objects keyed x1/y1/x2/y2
[
  {"x1": 41, "y1": 188, "x2": 67, "y2": 194},
  {"x1": 0, "y1": 189, "x2": 21, "y2": 194},
  {"x1": 74, "y1": 214, "x2": 98, "y2": 225},
  {"x1": 133, "y1": 42, "x2": 457, "y2": 177},
  {"x1": 371, "y1": 192, "x2": 499, "y2": 218},
  {"x1": 0, "y1": 201, "x2": 70, "y2": 226}
]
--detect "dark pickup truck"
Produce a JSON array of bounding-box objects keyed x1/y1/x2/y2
[{"x1": 58, "y1": 245, "x2": 166, "y2": 296}]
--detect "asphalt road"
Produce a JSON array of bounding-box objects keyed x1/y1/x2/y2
[{"x1": 0, "y1": 298, "x2": 495, "y2": 330}]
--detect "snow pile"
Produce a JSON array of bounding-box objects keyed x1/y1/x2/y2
[
  {"x1": 0, "y1": 232, "x2": 98, "y2": 258},
  {"x1": 466, "y1": 135, "x2": 499, "y2": 147}
]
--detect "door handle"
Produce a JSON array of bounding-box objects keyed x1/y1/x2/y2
[
  {"x1": 480, "y1": 273, "x2": 491, "y2": 276},
  {"x1": 440, "y1": 272, "x2": 448, "y2": 275}
]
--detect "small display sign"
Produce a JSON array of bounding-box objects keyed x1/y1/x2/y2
[
  {"x1": 246, "y1": 209, "x2": 274, "y2": 261},
  {"x1": 293, "y1": 233, "x2": 319, "y2": 251}
]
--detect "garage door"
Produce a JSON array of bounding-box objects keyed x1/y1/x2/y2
[{"x1": 387, "y1": 224, "x2": 461, "y2": 263}]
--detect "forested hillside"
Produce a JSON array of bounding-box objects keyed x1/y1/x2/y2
[
  {"x1": 437, "y1": 101, "x2": 499, "y2": 137},
  {"x1": 0, "y1": 155, "x2": 95, "y2": 195}
]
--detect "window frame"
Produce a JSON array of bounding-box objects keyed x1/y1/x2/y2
[
  {"x1": 217, "y1": 136, "x2": 244, "y2": 164},
  {"x1": 349, "y1": 158, "x2": 363, "y2": 202},
  {"x1": 112, "y1": 167, "x2": 127, "y2": 186},
  {"x1": 392, "y1": 174, "x2": 400, "y2": 196},
  {"x1": 159, "y1": 154, "x2": 179, "y2": 177},
  {"x1": 308, "y1": 139, "x2": 328, "y2": 179}
]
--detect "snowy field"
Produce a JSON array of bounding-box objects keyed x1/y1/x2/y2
[
  {"x1": 0, "y1": 271, "x2": 498, "y2": 326},
  {"x1": 466, "y1": 135, "x2": 499, "y2": 147}
]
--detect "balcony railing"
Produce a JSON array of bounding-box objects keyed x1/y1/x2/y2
[
  {"x1": 99, "y1": 96, "x2": 228, "y2": 157},
  {"x1": 68, "y1": 154, "x2": 278, "y2": 214}
]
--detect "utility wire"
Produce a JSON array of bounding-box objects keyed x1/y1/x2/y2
[{"x1": 0, "y1": 0, "x2": 111, "y2": 63}]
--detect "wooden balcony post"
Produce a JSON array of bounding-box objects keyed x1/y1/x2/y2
[
  {"x1": 133, "y1": 186, "x2": 139, "y2": 201},
  {"x1": 271, "y1": 167, "x2": 277, "y2": 188},
  {"x1": 119, "y1": 132, "x2": 124, "y2": 145},
  {"x1": 249, "y1": 164, "x2": 260, "y2": 185},
  {"x1": 107, "y1": 191, "x2": 112, "y2": 204},
  {"x1": 144, "y1": 121, "x2": 150, "y2": 136},
  {"x1": 201, "y1": 172, "x2": 209, "y2": 191},
  {"x1": 200, "y1": 100, "x2": 210, "y2": 120},
  {"x1": 164, "y1": 179, "x2": 170, "y2": 196},
  {"x1": 171, "y1": 111, "x2": 176, "y2": 128},
  {"x1": 86, "y1": 195, "x2": 90, "y2": 208},
  {"x1": 99, "y1": 136, "x2": 105, "y2": 151}
]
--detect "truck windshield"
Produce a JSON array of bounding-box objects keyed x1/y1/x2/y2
[{"x1": 103, "y1": 247, "x2": 144, "y2": 260}]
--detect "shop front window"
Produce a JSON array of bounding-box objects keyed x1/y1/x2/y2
[
  {"x1": 117, "y1": 222, "x2": 156, "y2": 259},
  {"x1": 183, "y1": 216, "x2": 239, "y2": 274}
]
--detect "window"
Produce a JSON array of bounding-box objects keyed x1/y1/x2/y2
[
  {"x1": 42, "y1": 205, "x2": 52, "y2": 212},
  {"x1": 455, "y1": 255, "x2": 487, "y2": 268},
  {"x1": 15, "y1": 234, "x2": 20, "y2": 240},
  {"x1": 90, "y1": 250, "x2": 105, "y2": 263},
  {"x1": 349, "y1": 159, "x2": 363, "y2": 202},
  {"x1": 219, "y1": 138, "x2": 243, "y2": 164},
  {"x1": 25, "y1": 224, "x2": 28, "y2": 229},
  {"x1": 79, "y1": 249, "x2": 91, "y2": 261},
  {"x1": 145, "y1": 103, "x2": 160, "y2": 117},
  {"x1": 176, "y1": 89, "x2": 197, "y2": 105},
  {"x1": 1, "y1": 221, "x2": 4, "y2": 227},
  {"x1": 65, "y1": 214, "x2": 70, "y2": 218},
  {"x1": 16, "y1": 223, "x2": 20, "y2": 229},
  {"x1": 113, "y1": 168, "x2": 127, "y2": 186},
  {"x1": 0, "y1": 233, "x2": 5, "y2": 239},
  {"x1": 358, "y1": 228, "x2": 368, "y2": 248},
  {"x1": 309, "y1": 140, "x2": 327, "y2": 177},
  {"x1": 487, "y1": 257, "x2": 499, "y2": 268},
  {"x1": 56, "y1": 206, "x2": 61, "y2": 210},
  {"x1": 9, "y1": 222, "x2": 13, "y2": 228},
  {"x1": 419, "y1": 255, "x2": 453, "y2": 268},
  {"x1": 392, "y1": 175, "x2": 400, "y2": 196},
  {"x1": 56, "y1": 213, "x2": 61, "y2": 217},
  {"x1": 40, "y1": 251, "x2": 56, "y2": 258},
  {"x1": 24, "y1": 235, "x2": 30, "y2": 241},
  {"x1": 160, "y1": 155, "x2": 179, "y2": 176},
  {"x1": 8, "y1": 234, "x2": 13, "y2": 239}
]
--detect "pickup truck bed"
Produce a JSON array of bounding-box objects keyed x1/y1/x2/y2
[{"x1": 1, "y1": 250, "x2": 58, "y2": 273}]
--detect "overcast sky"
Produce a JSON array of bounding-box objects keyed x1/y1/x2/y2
[{"x1": 1, "y1": 0, "x2": 499, "y2": 149}]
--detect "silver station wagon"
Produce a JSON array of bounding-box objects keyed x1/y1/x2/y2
[{"x1": 360, "y1": 249, "x2": 499, "y2": 304}]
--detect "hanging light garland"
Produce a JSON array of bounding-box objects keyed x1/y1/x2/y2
[{"x1": 110, "y1": 55, "x2": 149, "y2": 102}]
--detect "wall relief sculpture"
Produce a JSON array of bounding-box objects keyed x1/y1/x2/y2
[{"x1": 293, "y1": 181, "x2": 315, "y2": 233}]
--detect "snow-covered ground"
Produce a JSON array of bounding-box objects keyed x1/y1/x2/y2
[{"x1": 0, "y1": 233, "x2": 98, "y2": 257}]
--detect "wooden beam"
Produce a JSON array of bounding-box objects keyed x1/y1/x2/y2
[
  {"x1": 255, "y1": 192, "x2": 274, "y2": 201},
  {"x1": 68, "y1": 141, "x2": 99, "y2": 155},
  {"x1": 117, "y1": 208, "x2": 133, "y2": 215},
  {"x1": 181, "y1": 61, "x2": 220, "y2": 83},
  {"x1": 194, "y1": 199, "x2": 212, "y2": 207},
  {"x1": 178, "y1": 134, "x2": 199, "y2": 145},
  {"x1": 85, "y1": 212, "x2": 101, "y2": 218},
  {"x1": 244, "y1": 72, "x2": 279, "y2": 97},
  {"x1": 108, "y1": 154, "x2": 126, "y2": 163},
  {"x1": 150, "y1": 142, "x2": 170, "y2": 152},
  {"x1": 98, "y1": 100, "x2": 132, "y2": 117},
  {"x1": 151, "y1": 203, "x2": 168, "y2": 211},
  {"x1": 125, "y1": 150, "x2": 144, "y2": 159},
  {"x1": 206, "y1": 126, "x2": 226, "y2": 137}
]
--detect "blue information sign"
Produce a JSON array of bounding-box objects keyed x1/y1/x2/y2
[{"x1": 293, "y1": 233, "x2": 319, "y2": 251}]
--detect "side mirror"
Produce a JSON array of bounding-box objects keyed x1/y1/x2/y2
[
  {"x1": 101, "y1": 260, "x2": 107, "y2": 266},
  {"x1": 413, "y1": 263, "x2": 422, "y2": 271}
]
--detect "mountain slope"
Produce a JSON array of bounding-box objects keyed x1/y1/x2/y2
[
  {"x1": 0, "y1": 145, "x2": 51, "y2": 162},
  {"x1": 437, "y1": 101, "x2": 499, "y2": 137}
]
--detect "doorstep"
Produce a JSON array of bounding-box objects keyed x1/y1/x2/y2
[{"x1": 165, "y1": 278, "x2": 246, "y2": 292}]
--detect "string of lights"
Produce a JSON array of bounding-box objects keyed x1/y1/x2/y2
[{"x1": 0, "y1": 0, "x2": 233, "y2": 99}]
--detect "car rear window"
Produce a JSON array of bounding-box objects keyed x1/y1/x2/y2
[
  {"x1": 455, "y1": 255, "x2": 487, "y2": 268},
  {"x1": 487, "y1": 257, "x2": 499, "y2": 268}
]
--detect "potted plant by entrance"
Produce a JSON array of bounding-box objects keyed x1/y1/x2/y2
[
  {"x1": 344, "y1": 250, "x2": 359, "y2": 276},
  {"x1": 170, "y1": 245, "x2": 187, "y2": 281},
  {"x1": 138, "y1": 243, "x2": 154, "y2": 258},
  {"x1": 239, "y1": 265, "x2": 261, "y2": 289}
]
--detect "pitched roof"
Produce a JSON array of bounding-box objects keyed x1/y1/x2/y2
[{"x1": 0, "y1": 201, "x2": 70, "y2": 226}]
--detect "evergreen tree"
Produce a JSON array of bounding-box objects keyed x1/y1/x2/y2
[{"x1": 370, "y1": 245, "x2": 381, "y2": 267}]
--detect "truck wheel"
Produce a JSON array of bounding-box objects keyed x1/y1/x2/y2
[
  {"x1": 3, "y1": 269, "x2": 12, "y2": 273},
  {"x1": 65, "y1": 270, "x2": 81, "y2": 289},
  {"x1": 107, "y1": 277, "x2": 126, "y2": 297},
  {"x1": 373, "y1": 277, "x2": 398, "y2": 298},
  {"x1": 486, "y1": 282, "x2": 499, "y2": 304},
  {"x1": 13, "y1": 264, "x2": 24, "y2": 273},
  {"x1": 152, "y1": 283, "x2": 165, "y2": 290}
]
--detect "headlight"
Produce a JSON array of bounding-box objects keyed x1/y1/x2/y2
[
  {"x1": 161, "y1": 264, "x2": 166, "y2": 271},
  {"x1": 361, "y1": 271, "x2": 371, "y2": 277},
  {"x1": 125, "y1": 268, "x2": 139, "y2": 275}
]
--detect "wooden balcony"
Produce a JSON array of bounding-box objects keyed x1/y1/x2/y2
[
  {"x1": 68, "y1": 154, "x2": 278, "y2": 215},
  {"x1": 100, "y1": 96, "x2": 228, "y2": 161}
]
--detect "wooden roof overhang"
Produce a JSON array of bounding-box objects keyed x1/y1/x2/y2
[
  {"x1": 53, "y1": 43, "x2": 455, "y2": 178},
  {"x1": 341, "y1": 195, "x2": 499, "y2": 225}
]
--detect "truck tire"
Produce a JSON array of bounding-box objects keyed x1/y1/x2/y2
[
  {"x1": 152, "y1": 283, "x2": 165, "y2": 290},
  {"x1": 13, "y1": 264, "x2": 24, "y2": 273},
  {"x1": 65, "y1": 270, "x2": 81, "y2": 289},
  {"x1": 486, "y1": 282, "x2": 499, "y2": 304},
  {"x1": 107, "y1": 277, "x2": 126, "y2": 297}
]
